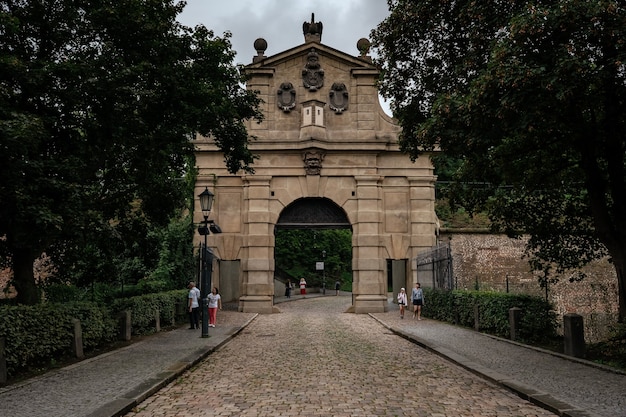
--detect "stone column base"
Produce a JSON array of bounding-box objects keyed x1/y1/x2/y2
[
  {"x1": 239, "y1": 295, "x2": 277, "y2": 314},
  {"x1": 353, "y1": 295, "x2": 387, "y2": 314}
]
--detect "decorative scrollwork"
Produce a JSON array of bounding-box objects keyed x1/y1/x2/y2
[
  {"x1": 277, "y1": 82, "x2": 296, "y2": 112},
  {"x1": 329, "y1": 82, "x2": 348, "y2": 113}
]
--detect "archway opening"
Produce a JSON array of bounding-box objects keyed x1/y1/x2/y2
[{"x1": 274, "y1": 198, "x2": 353, "y2": 298}]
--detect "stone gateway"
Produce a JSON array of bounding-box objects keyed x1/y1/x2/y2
[{"x1": 194, "y1": 16, "x2": 438, "y2": 313}]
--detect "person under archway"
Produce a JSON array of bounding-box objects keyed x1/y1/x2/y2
[
  {"x1": 299, "y1": 277, "x2": 307, "y2": 297},
  {"x1": 397, "y1": 287, "x2": 408, "y2": 319}
]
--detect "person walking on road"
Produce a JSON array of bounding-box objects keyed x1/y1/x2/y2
[
  {"x1": 188, "y1": 281, "x2": 201, "y2": 329},
  {"x1": 299, "y1": 277, "x2": 307, "y2": 296},
  {"x1": 285, "y1": 280, "x2": 293, "y2": 298},
  {"x1": 397, "y1": 287, "x2": 408, "y2": 319},
  {"x1": 207, "y1": 287, "x2": 222, "y2": 327},
  {"x1": 411, "y1": 282, "x2": 425, "y2": 320},
  {"x1": 335, "y1": 280, "x2": 340, "y2": 295}
]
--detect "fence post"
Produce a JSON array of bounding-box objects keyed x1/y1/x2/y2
[
  {"x1": 0, "y1": 337, "x2": 6, "y2": 385},
  {"x1": 563, "y1": 313, "x2": 585, "y2": 358},
  {"x1": 155, "y1": 309, "x2": 161, "y2": 332},
  {"x1": 176, "y1": 301, "x2": 186, "y2": 324},
  {"x1": 509, "y1": 307, "x2": 522, "y2": 341},
  {"x1": 118, "y1": 310, "x2": 131, "y2": 341},
  {"x1": 474, "y1": 304, "x2": 480, "y2": 331},
  {"x1": 453, "y1": 299, "x2": 460, "y2": 325},
  {"x1": 71, "y1": 318, "x2": 84, "y2": 359}
]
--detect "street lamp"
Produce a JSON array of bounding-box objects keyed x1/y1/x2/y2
[{"x1": 198, "y1": 187, "x2": 214, "y2": 338}]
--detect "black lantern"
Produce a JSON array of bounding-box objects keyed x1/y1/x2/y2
[{"x1": 199, "y1": 187, "x2": 214, "y2": 217}]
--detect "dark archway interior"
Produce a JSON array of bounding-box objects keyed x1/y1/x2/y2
[
  {"x1": 276, "y1": 197, "x2": 351, "y2": 230},
  {"x1": 274, "y1": 197, "x2": 353, "y2": 293}
]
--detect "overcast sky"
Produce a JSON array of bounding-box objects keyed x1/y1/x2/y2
[{"x1": 176, "y1": 0, "x2": 391, "y2": 66}]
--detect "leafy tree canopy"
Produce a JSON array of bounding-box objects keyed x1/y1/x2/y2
[
  {"x1": 274, "y1": 229, "x2": 352, "y2": 287},
  {"x1": 0, "y1": 0, "x2": 262, "y2": 304},
  {"x1": 371, "y1": 0, "x2": 626, "y2": 320}
]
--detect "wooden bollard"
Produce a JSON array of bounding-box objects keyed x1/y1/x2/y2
[
  {"x1": 72, "y1": 318, "x2": 84, "y2": 359},
  {"x1": 509, "y1": 307, "x2": 522, "y2": 341},
  {"x1": 118, "y1": 310, "x2": 131, "y2": 341},
  {"x1": 474, "y1": 304, "x2": 480, "y2": 331},
  {"x1": 0, "y1": 337, "x2": 7, "y2": 385},
  {"x1": 564, "y1": 313, "x2": 585, "y2": 358}
]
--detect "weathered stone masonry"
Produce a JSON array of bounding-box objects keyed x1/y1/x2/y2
[{"x1": 194, "y1": 17, "x2": 438, "y2": 314}]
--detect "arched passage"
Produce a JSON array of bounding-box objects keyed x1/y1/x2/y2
[
  {"x1": 274, "y1": 198, "x2": 353, "y2": 300},
  {"x1": 276, "y1": 197, "x2": 351, "y2": 229}
]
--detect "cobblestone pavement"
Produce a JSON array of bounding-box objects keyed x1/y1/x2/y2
[
  {"x1": 125, "y1": 296, "x2": 558, "y2": 417},
  {"x1": 372, "y1": 307, "x2": 626, "y2": 417}
]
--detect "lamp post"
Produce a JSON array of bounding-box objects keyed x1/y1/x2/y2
[{"x1": 198, "y1": 187, "x2": 214, "y2": 338}]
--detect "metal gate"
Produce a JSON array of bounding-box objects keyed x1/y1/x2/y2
[{"x1": 416, "y1": 242, "x2": 454, "y2": 290}]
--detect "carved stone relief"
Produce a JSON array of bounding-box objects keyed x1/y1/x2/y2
[
  {"x1": 302, "y1": 13, "x2": 323, "y2": 42},
  {"x1": 277, "y1": 82, "x2": 296, "y2": 112},
  {"x1": 302, "y1": 48, "x2": 324, "y2": 91},
  {"x1": 302, "y1": 150, "x2": 325, "y2": 176},
  {"x1": 329, "y1": 82, "x2": 349, "y2": 113}
]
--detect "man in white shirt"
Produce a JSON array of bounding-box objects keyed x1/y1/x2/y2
[{"x1": 187, "y1": 281, "x2": 201, "y2": 329}]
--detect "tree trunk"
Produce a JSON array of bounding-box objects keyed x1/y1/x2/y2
[
  {"x1": 12, "y1": 247, "x2": 39, "y2": 305},
  {"x1": 613, "y1": 256, "x2": 626, "y2": 323}
]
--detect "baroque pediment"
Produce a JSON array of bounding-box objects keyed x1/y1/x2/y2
[{"x1": 242, "y1": 18, "x2": 399, "y2": 149}]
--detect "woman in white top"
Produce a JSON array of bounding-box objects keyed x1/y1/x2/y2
[
  {"x1": 397, "y1": 287, "x2": 408, "y2": 319},
  {"x1": 207, "y1": 287, "x2": 222, "y2": 327},
  {"x1": 299, "y1": 277, "x2": 307, "y2": 296}
]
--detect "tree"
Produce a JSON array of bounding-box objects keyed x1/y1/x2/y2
[
  {"x1": 0, "y1": 0, "x2": 262, "y2": 304},
  {"x1": 274, "y1": 229, "x2": 352, "y2": 286},
  {"x1": 371, "y1": 1, "x2": 626, "y2": 321}
]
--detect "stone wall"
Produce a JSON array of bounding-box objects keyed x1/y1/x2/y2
[{"x1": 442, "y1": 232, "x2": 619, "y2": 343}]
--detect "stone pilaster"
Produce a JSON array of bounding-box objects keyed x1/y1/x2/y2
[
  {"x1": 239, "y1": 176, "x2": 276, "y2": 313},
  {"x1": 352, "y1": 175, "x2": 386, "y2": 313}
]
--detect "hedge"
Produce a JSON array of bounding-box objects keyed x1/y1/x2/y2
[
  {"x1": 111, "y1": 290, "x2": 188, "y2": 335},
  {"x1": 0, "y1": 289, "x2": 188, "y2": 380},
  {"x1": 423, "y1": 288, "x2": 558, "y2": 343}
]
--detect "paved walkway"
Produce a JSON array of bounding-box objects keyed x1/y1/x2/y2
[
  {"x1": 0, "y1": 294, "x2": 623, "y2": 417},
  {"x1": 370, "y1": 305, "x2": 625, "y2": 417},
  {"x1": 0, "y1": 308, "x2": 257, "y2": 417}
]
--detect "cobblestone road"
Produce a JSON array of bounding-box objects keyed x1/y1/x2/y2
[{"x1": 125, "y1": 296, "x2": 556, "y2": 416}]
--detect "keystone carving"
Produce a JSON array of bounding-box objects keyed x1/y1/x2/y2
[{"x1": 303, "y1": 150, "x2": 325, "y2": 176}]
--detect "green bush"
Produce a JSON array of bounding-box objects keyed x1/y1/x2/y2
[
  {"x1": 423, "y1": 288, "x2": 557, "y2": 343},
  {"x1": 111, "y1": 290, "x2": 188, "y2": 335},
  {"x1": 43, "y1": 284, "x2": 82, "y2": 303},
  {"x1": 586, "y1": 323, "x2": 626, "y2": 369},
  {"x1": 0, "y1": 302, "x2": 117, "y2": 377},
  {"x1": 0, "y1": 289, "x2": 188, "y2": 380}
]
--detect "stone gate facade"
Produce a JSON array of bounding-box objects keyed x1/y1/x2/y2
[{"x1": 194, "y1": 17, "x2": 438, "y2": 313}]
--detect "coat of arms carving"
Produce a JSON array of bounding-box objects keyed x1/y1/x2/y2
[
  {"x1": 329, "y1": 82, "x2": 349, "y2": 113},
  {"x1": 277, "y1": 82, "x2": 296, "y2": 112},
  {"x1": 302, "y1": 48, "x2": 324, "y2": 91}
]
